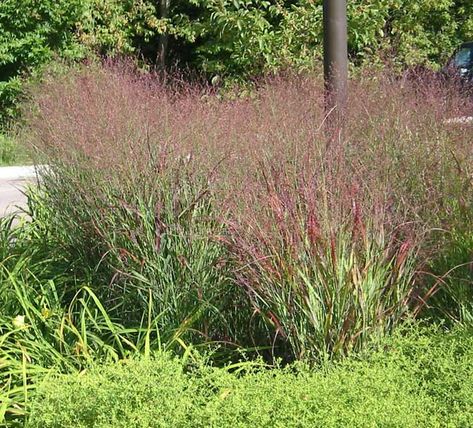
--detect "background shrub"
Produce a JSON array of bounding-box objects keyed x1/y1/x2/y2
[{"x1": 0, "y1": 0, "x2": 87, "y2": 126}]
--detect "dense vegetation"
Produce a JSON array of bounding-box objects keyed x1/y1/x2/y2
[
  {"x1": 1, "y1": 1, "x2": 472, "y2": 425},
  {"x1": 1, "y1": 0, "x2": 473, "y2": 125},
  {"x1": 28, "y1": 327, "x2": 473, "y2": 427},
  {"x1": 0, "y1": 60, "x2": 471, "y2": 425}
]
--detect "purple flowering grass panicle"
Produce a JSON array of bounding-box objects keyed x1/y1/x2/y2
[{"x1": 24, "y1": 60, "x2": 473, "y2": 361}]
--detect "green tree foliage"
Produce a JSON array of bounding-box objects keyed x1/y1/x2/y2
[
  {"x1": 77, "y1": 0, "x2": 161, "y2": 56},
  {"x1": 0, "y1": 0, "x2": 85, "y2": 125},
  {"x1": 0, "y1": 0, "x2": 157, "y2": 125},
  {"x1": 177, "y1": 0, "x2": 473, "y2": 75}
]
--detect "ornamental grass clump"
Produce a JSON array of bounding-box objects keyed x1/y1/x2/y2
[
  {"x1": 21, "y1": 61, "x2": 473, "y2": 362},
  {"x1": 228, "y1": 157, "x2": 419, "y2": 361},
  {"x1": 22, "y1": 63, "x2": 246, "y2": 347}
]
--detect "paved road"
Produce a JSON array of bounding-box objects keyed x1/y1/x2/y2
[{"x1": 0, "y1": 166, "x2": 38, "y2": 217}]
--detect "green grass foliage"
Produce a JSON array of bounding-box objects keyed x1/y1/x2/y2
[
  {"x1": 427, "y1": 226, "x2": 473, "y2": 325},
  {"x1": 30, "y1": 159, "x2": 247, "y2": 346},
  {"x1": 28, "y1": 326, "x2": 473, "y2": 427},
  {"x1": 0, "y1": 133, "x2": 30, "y2": 165}
]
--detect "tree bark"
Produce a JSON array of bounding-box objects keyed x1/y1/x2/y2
[{"x1": 323, "y1": 0, "x2": 348, "y2": 125}]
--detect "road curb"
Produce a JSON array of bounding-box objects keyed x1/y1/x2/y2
[{"x1": 0, "y1": 165, "x2": 46, "y2": 180}]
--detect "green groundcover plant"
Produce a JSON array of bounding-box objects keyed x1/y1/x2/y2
[{"x1": 28, "y1": 326, "x2": 473, "y2": 427}]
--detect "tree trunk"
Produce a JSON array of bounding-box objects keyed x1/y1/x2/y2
[{"x1": 323, "y1": 0, "x2": 348, "y2": 124}]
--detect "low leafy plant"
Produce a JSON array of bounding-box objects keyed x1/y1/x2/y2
[{"x1": 27, "y1": 326, "x2": 473, "y2": 427}]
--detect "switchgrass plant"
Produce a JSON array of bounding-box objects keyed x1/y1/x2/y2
[
  {"x1": 20, "y1": 61, "x2": 473, "y2": 362},
  {"x1": 227, "y1": 158, "x2": 421, "y2": 361},
  {"x1": 30, "y1": 156, "x2": 246, "y2": 347},
  {"x1": 20, "y1": 63, "x2": 255, "y2": 348}
]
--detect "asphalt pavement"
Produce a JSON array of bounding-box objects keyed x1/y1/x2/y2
[{"x1": 0, "y1": 166, "x2": 38, "y2": 217}]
